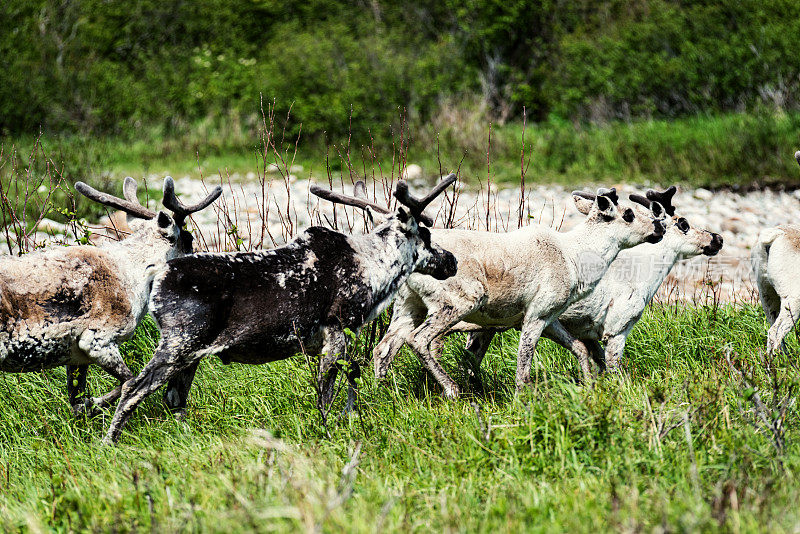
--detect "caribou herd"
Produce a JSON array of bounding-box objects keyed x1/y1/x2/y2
[{"x1": 3, "y1": 151, "x2": 800, "y2": 444}]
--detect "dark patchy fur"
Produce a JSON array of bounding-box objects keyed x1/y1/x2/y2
[
  {"x1": 104, "y1": 206, "x2": 458, "y2": 443},
  {"x1": 153, "y1": 227, "x2": 381, "y2": 363}
]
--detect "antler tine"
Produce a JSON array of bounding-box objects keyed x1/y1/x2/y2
[
  {"x1": 393, "y1": 174, "x2": 456, "y2": 226},
  {"x1": 416, "y1": 173, "x2": 457, "y2": 209},
  {"x1": 310, "y1": 183, "x2": 391, "y2": 214},
  {"x1": 75, "y1": 181, "x2": 156, "y2": 220},
  {"x1": 629, "y1": 194, "x2": 651, "y2": 208},
  {"x1": 162, "y1": 176, "x2": 223, "y2": 224}
]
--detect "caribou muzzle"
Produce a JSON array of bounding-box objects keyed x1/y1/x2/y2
[
  {"x1": 703, "y1": 233, "x2": 723, "y2": 256},
  {"x1": 422, "y1": 247, "x2": 458, "y2": 280}
]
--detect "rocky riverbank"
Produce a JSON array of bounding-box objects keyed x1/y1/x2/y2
[{"x1": 17, "y1": 169, "x2": 800, "y2": 302}]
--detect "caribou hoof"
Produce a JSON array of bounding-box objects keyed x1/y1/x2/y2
[{"x1": 72, "y1": 398, "x2": 105, "y2": 418}]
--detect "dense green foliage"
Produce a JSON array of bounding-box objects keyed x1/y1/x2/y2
[
  {"x1": 5, "y1": 0, "x2": 800, "y2": 140},
  {"x1": 1, "y1": 304, "x2": 799, "y2": 531},
  {"x1": 8, "y1": 111, "x2": 800, "y2": 200}
]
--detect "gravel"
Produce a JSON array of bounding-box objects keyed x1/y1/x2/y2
[{"x1": 14, "y1": 171, "x2": 800, "y2": 302}]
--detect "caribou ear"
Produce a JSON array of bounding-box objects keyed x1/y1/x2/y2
[
  {"x1": 157, "y1": 211, "x2": 173, "y2": 229},
  {"x1": 396, "y1": 206, "x2": 410, "y2": 223},
  {"x1": 572, "y1": 191, "x2": 595, "y2": 215},
  {"x1": 596, "y1": 194, "x2": 614, "y2": 215}
]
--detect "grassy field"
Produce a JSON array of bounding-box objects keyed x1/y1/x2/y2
[
  {"x1": 1, "y1": 302, "x2": 799, "y2": 532},
  {"x1": 6, "y1": 110, "x2": 800, "y2": 197}
]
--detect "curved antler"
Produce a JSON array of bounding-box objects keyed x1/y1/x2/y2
[
  {"x1": 309, "y1": 182, "x2": 392, "y2": 215},
  {"x1": 645, "y1": 186, "x2": 677, "y2": 216},
  {"x1": 572, "y1": 191, "x2": 595, "y2": 201},
  {"x1": 162, "y1": 176, "x2": 223, "y2": 226},
  {"x1": 75, "y1": 178, "x2": 157, "y2": 220},
  {"x1": 393, "y1": 173, "x2": 457, "y2": 226},
  {"x1": 629, "y1": 194, "x2": 651, "y2": 208}
]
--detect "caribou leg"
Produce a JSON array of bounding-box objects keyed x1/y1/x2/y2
[
  {"x1": 543, "y1": 321, "x2": 593, "y2": 383},
  {"x1": 462, "y1": 331, "x2": 495, "y2": 388},
  {"x1": 768, "y1": 299, "x2": 800, "y2": 356},
  {"x1": 77, "y1": 332, "x2": 135, "y2": 414},
  {"x1": 67, "y1": 365, "x2": 90, "y2": 416},
  {"x1": 163, "y1": 360, "x2": 201, "y2": 418},
  {"x1": 317, "y1": 327, "x2": 347, "y2": 415},
  {"x1": 104, "y1": 346, "x2": 197, "y2": 444},
  {"x1": 514, "y1": 315, "x2": 548, "y2": 391},
  {"x1": 373, "y1": 287, "x2": 427, "y2": 380}
]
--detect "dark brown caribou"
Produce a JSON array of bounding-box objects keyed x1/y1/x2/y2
[{"x1": 103, "y1": 176, "x2": 458, "y2": 443}]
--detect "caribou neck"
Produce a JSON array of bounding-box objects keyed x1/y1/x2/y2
[
  {"x1": 101, "y1": 232, "x2": 177, "y2": 319},
  {"x1": 568, "y1": 221, "x2": 627, "y2": 267},
  {"x1": 348, "y1": 222, "x2": 418, "y2": 316},
  {"x1": 616, "y1": 242, "x2": 682, "y2": 303}
]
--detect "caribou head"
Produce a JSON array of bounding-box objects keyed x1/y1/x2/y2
[
  {"x1": 573, "y1": 187, "x2": 666, "y2": 246},
  {"x1": 310, "y1": 175, "x2": 458, "y2": 280},
  {"x1": 76, "y1": 177, "x2": 222, "y2": 253},
  {"x1": 635, "y1": 186, "x2": 722, "y2": 257}
]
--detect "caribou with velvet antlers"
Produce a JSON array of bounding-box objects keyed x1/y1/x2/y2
[
  {"x1": 460, "y1": 186, "x2": 723, "y2": 378},
  {"x1": 373, "y1": 187, "x2": 666, "y2": 395},
  {"x1": 0, "y1": 176, "x2": 221, "y2": 414},
  {"x1": 103, "y1": 176, "x2": 458, "y2": 443}
]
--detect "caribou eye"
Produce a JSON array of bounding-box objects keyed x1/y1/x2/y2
[
  {"x1": 678, "y1": 218, "x2": 690, "y2": 233},
  {"x1": 622, "y1": 209, "x2": 635, "y2": 223}
]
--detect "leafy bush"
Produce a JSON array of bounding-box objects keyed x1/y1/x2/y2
[{"x1": 5, "y1": 0, "x2": 800, "y2": 139}]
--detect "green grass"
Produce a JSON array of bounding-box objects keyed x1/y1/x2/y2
[
  {"x1": 2, "y1": 303, "x2": 799, "y2": 532},
  {"x1": 6, "y1": 110, "x2": 800, "y2": 194}
]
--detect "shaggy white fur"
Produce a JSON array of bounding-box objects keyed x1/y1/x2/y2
[{"x1": 373, "y1": 189, "x2": 666, "y2": 396}]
